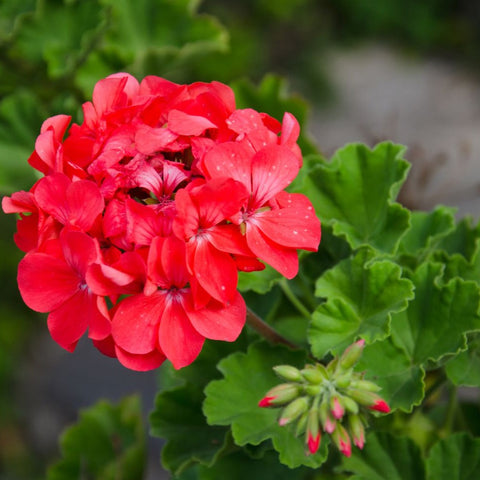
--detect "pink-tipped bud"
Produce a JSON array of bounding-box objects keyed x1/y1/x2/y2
[
  {"x1": 258, "y1": 383, "x2": 299, "y2": 408},
  {"x1": 319, "y1": 401, "x2": 336, "y2": 434},
  {"x1": 258, "y1": 396, "x2": 275, "y2": 407},
  {"x1": 332, "y1": 424, "x2": 352, "y2": 457},
  {"x1": 331, "y1": 396, "x2": 345, "y2": 420},
  {"x1": 307, "y1": 431, "x2": 321, "y2": 455},
  {"x1": 348, "y1": 415, "x2": 365, "y2": 450},
  {"x1": 339, "y1": 339, "x2": 365, "y2": 370},
  {"x1": 305, "y1": 407, "x2": 321, "y2": 455},
  {"x1": 370, "y1": 399, "x2": 390, "y2": 413}
]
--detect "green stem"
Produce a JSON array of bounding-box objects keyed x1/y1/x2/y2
[
  {"x1": 246, "y1": 308, "x2": 299, "y2": 350},
  {"x1": 442, "y1": 384, "x2": 458, "y2": 435},
  {"x1": 279, "y1": 278, "x2": 312, "y2": 319}
]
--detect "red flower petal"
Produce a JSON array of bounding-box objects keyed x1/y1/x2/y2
[
  {"x1": 186, "y1": 291, "x2": 246, "y2": 341},
  {"x1": 167, "y1": 109, "x2": 217, "y2": 135},
  {"x1": 18, "y1": 252, "x2": 80, "y2": 312},
  {"x1": 250, "y1": 145, "x2": 299, "y2": 208},
  {"x1": 115, "y1": 345, "x2": 166, "y2": 371},
  {"x1": 158, "y1": 298, "x2": 205, "y2": 369},
  {"x1": 193, "y1": 240, "x2": 238, "y2": 304},
  {"x1": 253, "y1": 206, "x2": 320, "y2": 251},
  {"x1": 246, "y1": 223, "x2": 299, "y2": 279},
  {"x1": 112, "y1": 291, "x2": 166, "y2": 355},
  {"x1": 47, "y1": 290, "x2": 91, "y2": 350}
]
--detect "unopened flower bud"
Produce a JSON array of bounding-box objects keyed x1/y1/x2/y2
[
  {"x1": 301, "y1": 364, "x2": 328, "y2": 384},
  {"x1": 348, "y1": 389, "x2": 390, "y2": 413},
  {"x1": 339, "y1": 339, "x2": 365, "y2": 370},
  {"x1": 273, "y1": 365, "x2": 303, "y2": 382},
  {"x1": 295, "y1": 410, "x2": 309, "y2": 437},
  {"x1": 319, "y1": 400, "x2": 336, "y2": 434},
  {"x1": 279, "y1": 396, "x2": 310, "y2": 426},
  {"x1": 305, "y1": 408, "x2": 321, "y2": 454},
  {"x1": 332, "y1": 424, "x2": 352, "y2": 457},
  {"x1": 348, "y1": 414, "x2": 365, "y2": 449},
  {"x1": 258, "y1": 383, "x2": 299, "y2": 407},
  {"x1": 335, "y1": 372, "x2": 351, "y2": 389},
  {"x1": 304, "y1": 384, "x2": 322, "y2": 396},
  {"x1": 350, "y1": 378, "x2": 382, "y2": 392},
  {"x1": 342, "y1": 396, "x2": 359, "y2": 415},
  {"x1": 330, "y1": 395, "x2": 345, "y2": 420}
]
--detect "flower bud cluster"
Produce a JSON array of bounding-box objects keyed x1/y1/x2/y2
[{"x1": 258, "y1": 340, "x2": 390, "y2": 457}]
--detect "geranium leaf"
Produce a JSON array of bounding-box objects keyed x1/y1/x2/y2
[
  {"x1": 390, "y1": 262, "x2": 480, "y2": 366},
  {"x1": 341, "y1": 432, "x2": 425, "y2": 480},
  {"x1": 150, "y1": 383, "x2": 229, "y2": 475},
  {"x1": 0, "y1": 91, "x2": 46, "y2": 193},
  {"x1": 309, "y1": 247, "x2": 414, "y2": 358},
  {"x1": 203, "y1": 342, "x2": 329, "y2": 468},
  {"x1": 357, "y1": 337, "x2": 425, "y2": 412},
  {"x1": 396, "y1": 206, "x2": 456, "y2": 269},
  {"x1": 436, "y1": 217, "x2": 480, "y2": 261},
  {"x1": 195, "y1": 450, "x2": 309, "y2": 480},
  {"x1": 13, "y1": 0, "x2": 106, "y2": 78},
  {"x1": 297, "y1": 142, "x2": 410, "y2": 253},
  {"x1": 237, "y1": 264, "x2": 282, "y2": 294},
  {"x1": 426, "y1": 433, "x2": 480, "y2": 480},
  {"x1": 445, "y1": 333, "x2": 480, "y2": 387},
  {"x1": 46, "y1": 396, "x2": 145, "y2": 480},
  {"x1": 97, "y1": 0, "x2": 228, "y2": 77}
]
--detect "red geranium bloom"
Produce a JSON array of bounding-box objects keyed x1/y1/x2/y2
[{"x1": 3, "y1": 72, "x2": 321, "y2": 371}]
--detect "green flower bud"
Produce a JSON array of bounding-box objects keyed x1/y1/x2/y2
[
  {"x1": 335, "y1": 372, "x2": 352, "y2": 389},
  {"x1": 273, "y1": 365, "x2": 303, "y2": 382},
  {"x1": 342, "y1": 396, "x2": 359, "y2": 415},
  {"x1": 350, "y1": 379, "x2": 382, "y2": 392},
  {"x1": 304, "y1": 384, "x2": 322, "y2": 396},
  {"x1": 338, "y1": 339, "x2": 365, "y2": 370},
  {"x1": 305, "y1": 407, "x2": 321, "y2": 454},
  {"x1": 295, "y1": 410, "x2": 309, "y2": 437},
  {"x1": 279, "y1": 396, "x2": 310, "y2": 426},
  {"x1": 301, "y1": 364, "x2": 328, "y2": 384}
]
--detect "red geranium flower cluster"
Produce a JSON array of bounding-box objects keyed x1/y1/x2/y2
[{"x1": 2, "y1": 73, "x2": 321, "y2": 371}]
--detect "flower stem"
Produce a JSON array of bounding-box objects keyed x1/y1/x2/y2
[
  {"x1": 442, "y1": 384, "x2": 458, "y2": 435},
  {"x1": 246, "y1": 308, "x2": 299, "y2": 350},
  {"x1": 279, "y1": 278, "x2": 312, "y2": 319}
]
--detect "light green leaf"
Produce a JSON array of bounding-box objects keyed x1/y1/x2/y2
[
  {"x1": 47, "y1": 396, "x2": 145, "y2": 480},
  {"x1": 298, "y1": 142, "x2": 411, "y2": 253},
  {"x1": 445, "y1": 333, "x2": 480, "y2": 387},
  {"x1": 150, "y1": 383, "x2": 229, "y2": 475},
  {"x1": 357, "y1": 337, "x2": 425, "y2": 412},
  {"x1": 341, "y1": 432, "x2": 425, "y2": 480},
  {"x1": 203, "y1": 342, "x2": 329, "y2": 468},
  {"x1": 426, "y1": 433, "x2": 480, "y2": 480},
  {"x1": 309, "y1": 247, "x2": 414, "y2": 358},
  {"x1": 391, "y1": 262, "x2": 480, "y2": 366}
]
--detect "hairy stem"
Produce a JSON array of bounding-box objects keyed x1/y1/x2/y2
[{"x1": 246, "y1": 308, "x2": 299, "y2": 350}]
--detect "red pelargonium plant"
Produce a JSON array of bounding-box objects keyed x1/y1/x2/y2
[{"x1": 2, "y1": 73, "x2": 321, "y2": 371}]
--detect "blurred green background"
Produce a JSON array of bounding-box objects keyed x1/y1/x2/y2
[{"x1": 2, "y1": 0, "x2": 480, "y2": 478}]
